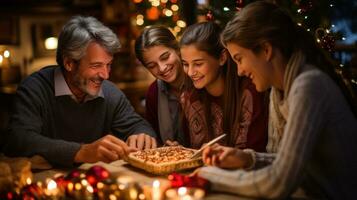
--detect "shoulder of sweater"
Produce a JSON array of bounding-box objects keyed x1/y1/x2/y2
[
  {"x1": 289, "y1": 67, "x2": 336, "y2": 103},
  {"x1": 101, "y1": 80, "x2": 125, "y2": 98},
  {"x1": 19, "y1": 65, "x2": 57, "y2": 91}
]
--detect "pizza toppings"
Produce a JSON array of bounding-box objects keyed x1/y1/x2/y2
[{"x1": 131, "y1": 146, "x2": 194, "y2": 164}]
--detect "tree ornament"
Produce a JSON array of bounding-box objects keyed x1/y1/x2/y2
[
  {"x1": 206, "y1": 10, "x2": 214, "y2": 21},
  {"x1": 86, "y1": 166, "x2": 110, "y2": 186}
]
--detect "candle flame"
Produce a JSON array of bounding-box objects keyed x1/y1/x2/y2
[
  {"x1": 178, "y1": 187, "x2": 187, "y2": 196},
  {"x1": 153, "y1": 180, "x2": 160, "y2": 188},
  {"x1": 47, "y1": 180, "x2": 57, "y2": 190},
  {"x1": 26, "y1": 177, "x2": 32, "y2": 185}
]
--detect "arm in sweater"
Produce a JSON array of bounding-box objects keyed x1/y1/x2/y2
[
  {"x1": 198, "y1": 71, "x2": 329, "y2": 199},
  {"x1": 3, "y1": 77, "x2": 81, "y2": 167},
  {"x1": 109, "y1": 83, "x2": 157, "y2": 139}
]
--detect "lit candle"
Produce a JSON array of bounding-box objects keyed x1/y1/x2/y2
[
  {"x1": 178, "y1": 187, "x2": 192, "y2": 200},
  {"x1": 152, "y1": 180, "x2": 161, "y2": 200},
  {"x1": 165, "y1": 187, "x2": 205, "y2": 200},
  {"x1": 26, "y1": 177, "x2": 32, "y2": 185},
  {"x1": 45, "y1": 179, "x2": 59, "y2": 199}
]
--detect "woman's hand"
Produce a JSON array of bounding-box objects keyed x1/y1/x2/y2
[{"x1": 202, "y1": 144, "x2": 253, "y2": 169}]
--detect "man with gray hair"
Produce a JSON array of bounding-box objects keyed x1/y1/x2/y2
[{"x1": 2, "y1": 16, "x2": 157, "y2": 167}]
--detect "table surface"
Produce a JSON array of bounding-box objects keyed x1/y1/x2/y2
[{"x1": 34, "y1": 160, "x2": 253, "y2": 200}]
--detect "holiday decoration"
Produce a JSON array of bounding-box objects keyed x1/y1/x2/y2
[
  {"x1": 168, "y1": 173, "x2": 210, "y2": 190},
  {"x1": 132, "y1": 0, "x2": 185, "y2": 35}
]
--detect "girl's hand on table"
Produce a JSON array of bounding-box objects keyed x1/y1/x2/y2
[{"x1": 202, "y1": 144, "x2": 253, "y2": 169}]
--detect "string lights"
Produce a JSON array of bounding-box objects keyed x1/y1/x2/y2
[{"x1": 132, "y1": 0, "x2": 185, "y2": 36}]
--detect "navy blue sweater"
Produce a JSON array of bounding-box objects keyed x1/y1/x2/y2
[{"x1": 2, "y1": 66, "x2": 156, "y2": 167}]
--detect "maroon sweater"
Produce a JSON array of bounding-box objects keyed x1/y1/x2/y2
[{"x1": 181, "y1": 81, "x2": 268, "y2": 152}]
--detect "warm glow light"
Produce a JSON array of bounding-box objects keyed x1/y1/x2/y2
[
  {"x1": 129, "y1": 188, "x2": 138, "y2": 199},
  {"x1": 151, "y1": 0, "x2": 160, "y2": 6},
  {"x1": 133, "y1": 0, "x2": 143, "y2": 3},
  {"x1": 44, "y1": 37, "x2": 58, "y2": 50},
  {"x1": 177, "y1": 20, "x2": 186, "y2": 28},
  {"x1": 47, "y1": 180, "x2": 57, "y2": 190},
  {"x1": 174, "y1": 26, "x2": 181, "y2": 33},
  {"x1": 297, "y1": 23, "x2": 302, "y2": 26},
  {"x1": 0, "y1": 55, "x2": 3, "y2": 64},
  {"x1": 164, "y1": 9, "x2": 173, "y2": 17},
  {"x1": 139, "y1": 193, "x2": 146, "y2": 200},
  {"x1": 81, "y1": 179, "x2": 88, "y2": 186},
  {"x1": 87, "y1": 185, "x2": 94, "y2": 193},
  {"x1": 67, "y1": 182, "x2": 74, "y2": 191},
  {"x1": 26, "y1": 178, "x2": 32, "y2": 185},
  {"x1": 3, "y1": 50, "x2": 10, "y2": 58},
  {"x1": 171, "y1": 4, "x2": 179, "y2": 11},
  {"x1": 178, "y1": 187, "x2": 187, "y2": 196},
  {"x1": 109, "y1": 194, "x2": 117, "y2": 200},
  {"x1": 97, "y1": 182, "x2": 104, "y2": 189},
  {"x1": 119, "y1": 184, "x2": 126, "y2": 190},
  {"x1": 161, "y1": 0, "x2": 168, "y2": 3},
  {"x1": 137, "y1": 14, "x2": 144, "y2": 19},
  {"x1": 152, "y1": 180, "x2": 161, "y2": 200},
  {"x1": 137, "y1": 18, "x2": 144, "y2": 26},
  {"x1": 326, "y1": 29, "x2": 330, "y2": 33},
  {"x1": 75, "y1": 183, "x2": 82, "y2": 190}
]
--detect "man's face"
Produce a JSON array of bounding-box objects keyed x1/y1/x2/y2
[{"x1": 68, "y1": 42, "x2": 113, "y2": 97}]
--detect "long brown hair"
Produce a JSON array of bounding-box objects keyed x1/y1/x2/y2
[
  {"x1": 180, "y1": 22, "x2": 246, "y2": 145},
  {"x1": 135, "y1": 25, "x2": 179, "y2": 65},
  {"x1": 221, "y1": 1, "x2": 357, "y2": 115}
]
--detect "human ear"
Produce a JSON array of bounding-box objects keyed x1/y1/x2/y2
[
  {"x1": 63, "y1": 57, "x2": 74, "y2": 72},
  {"x1": 219, "y1": 49, "x2": 228, "y2": 66},
  {"x1": 261, "y1": 41, "x2": 273, "y2": 62}
]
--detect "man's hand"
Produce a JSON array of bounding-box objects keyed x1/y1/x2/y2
[
  {"x1": 202, "y1": 144, "x2": 253, "y2": 169},
  {"x1": 126, "y1": 133, "x2": 157, "y2": 150},
  {"x1": 74, "y1": 135, "x2": 136, "y2": 163}
]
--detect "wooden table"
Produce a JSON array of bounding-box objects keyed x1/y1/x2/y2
[{"x1": 34, "y1": 160, "x2": 253, "y2": 200}]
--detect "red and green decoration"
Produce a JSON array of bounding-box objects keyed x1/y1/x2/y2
[
  {"x1": 131, "y1": 0, "x2": 186, "y2": 35},
  {"x1": 197, "y1": 0, "x2": 342, "y2": 53}
]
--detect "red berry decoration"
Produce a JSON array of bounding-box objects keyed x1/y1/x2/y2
[
  {"x1": 168, "y1": 173, "x2": 210, "y2": 190},
  {"x1": 86, "y1": 165, "x2": 110, "y2": 186}
]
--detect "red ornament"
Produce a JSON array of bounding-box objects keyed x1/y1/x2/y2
[
  {"x1": 86, "y1": 166, "x2": 110, "y2": 186},
  {"x1": 206, "y1": 10, "x2": 214, "y2": 21},
  {"x1": 168, "y1": 173, "x2": 210, "y2": 190}
]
